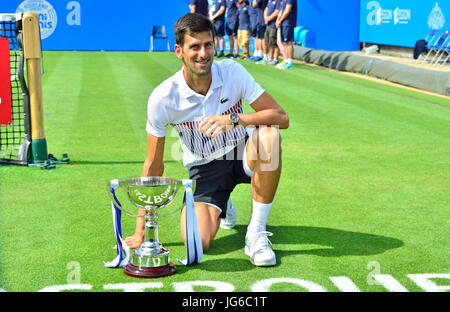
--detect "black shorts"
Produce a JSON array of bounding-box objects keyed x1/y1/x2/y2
[
  {"x1": 188, "y1": 139, "x2": 251, "y2": 218},
  {"x1": 250, "y1": 23, "x2": 257, "y2": 38},
  {"x1": 226, "y1": 20, "x2": 238, "y2": 36},
  {"x1": 280, "y1": 25, "x2": 294, "y2": 42},
  {"x1": 214, "y1": 19, "x2": 225, "y2": 37},
  {"x1": 255, "y1": 24, "x2": 266, "y2": 39}
]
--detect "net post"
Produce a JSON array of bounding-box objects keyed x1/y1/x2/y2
[{"x1": 22, "y1": 12, "x2": 47, "y2": 163}]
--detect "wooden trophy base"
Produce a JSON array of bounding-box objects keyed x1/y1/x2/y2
[{"x1": 124, "y1": 263, "x2": 177, "y2": 278}]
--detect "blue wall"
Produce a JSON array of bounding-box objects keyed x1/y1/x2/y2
[
  {"x1": 298, "y1": 0, "x2": 361, "y2": 51},
  {"x1": 2, "y1": 0, "x2": 363, "y2": 52},
  {"x1": 360, "y1": 0, "x2": 449, "y2": 48},
  {"x1": 2, "y1": 0, "x2": 191, "y2": 51},
  {"x1": 5, "y1": 1, "x2": 443, "y2": 52}
]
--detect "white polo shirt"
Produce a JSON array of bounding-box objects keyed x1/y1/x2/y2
[{"x1": 146, "y1": 59, "x2": 264, "y2": 168}]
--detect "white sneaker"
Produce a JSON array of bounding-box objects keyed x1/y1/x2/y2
[
  {"x1": 220, "y1": 198, "x2": 236, "y2": 229},
  {"x1": 275, "y1": 61, "x2": 286, "y2": 69},
  {"x1": 244, "y1": 231, "x2": 276, "y2": 266}
]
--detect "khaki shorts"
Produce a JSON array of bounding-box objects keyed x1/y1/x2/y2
[
  {"x1": 264, "y1": 27, "x2": 277, "y2": 47},
  {"x1": 238, "y1": 29, "x2": 250, "y2": 47}
]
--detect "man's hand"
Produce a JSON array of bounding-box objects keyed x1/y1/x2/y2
[
  {"x1": 199, "y1": 115, "x2": 233, "y2": 139},
  {"x1": 124, "y1": 232, "x2": 145, "y2": 249}
]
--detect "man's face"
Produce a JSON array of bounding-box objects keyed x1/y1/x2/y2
[{"x1": 175, "y1": 31, "x2": 215, "y2": 77}]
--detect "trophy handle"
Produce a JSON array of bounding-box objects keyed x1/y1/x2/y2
[{"x1": 107, "y1": 180, "x2": 145, "y2": 218}]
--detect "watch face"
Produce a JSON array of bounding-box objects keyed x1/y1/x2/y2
[{"x1": 230, "y1": 113, "x2": 240, "y2": 124}]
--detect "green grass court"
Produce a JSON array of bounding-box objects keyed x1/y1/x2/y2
[{"x1": 0, "y1": 51, "x2": 449, "y2": 292}]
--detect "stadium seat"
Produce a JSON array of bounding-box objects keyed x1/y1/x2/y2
[
  {"x1": 416, "y1": 29, "x2": 438, "y2": 62},
  {"x1": 441, "y1": 40, "x2": 450, "y2": 65},
  {"x1": 424, "y1": 29, "x2": 439, "y2": 44},
  {"x1": 431, "y1": 31, "x2": 450, "y2": 65},
  {"x1": 415, "y1": 29, "x2": 438, "y2": 59},
  {"x1": 294, "y1": 26, "x2": 308, "y2": 44},
  {"x1": 298, "y1": 28, "x2": 315, "y2": 48},
  {"x1": 422, "y1": 30, "x2": 449, "y2": 64},
  {"x1": 149, "y1": 25, "x2": 170, "y2": 52}
]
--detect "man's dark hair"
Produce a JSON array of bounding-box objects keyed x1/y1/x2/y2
[{"x1": 174, "y1": 13, "x2": 215, "y2": 46}]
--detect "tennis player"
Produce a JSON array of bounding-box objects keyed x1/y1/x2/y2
[{"x1": 125, "y1": 13, "x2": 289, "y2": 266}]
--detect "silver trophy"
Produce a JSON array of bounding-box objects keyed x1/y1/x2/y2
[{"x1": 106, "y1": 177, "x2": 194, "y2": 278}]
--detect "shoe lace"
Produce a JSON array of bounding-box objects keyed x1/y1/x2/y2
[{"x1": 253, "y1": 231, "x2": 274, "y2": 250}]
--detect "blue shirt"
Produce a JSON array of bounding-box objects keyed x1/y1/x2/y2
[
  {"x1": 280, "y1": 0, "x2": 297, "y2": 27},
  {"x1": 238, "y1": 4, "x2": 250, "y2": 30},
  {"x1": 266, "y1": 0, "x2": 280, "y2": 28},
  {"x1": 254, "y1": 0, "x2": 268, "y2": 26},
  {"x1": 226, "y1": 0, "x2": 239, "y2": 23},
  {"x1": 211, "y1": 0, "x2": 226, "y2": 22},
  {"x1": 248, "y1": 2, "x2": 257, "y2": 26},
  {"x1": 189, "y1": 0, "x2": 209, "y2": 16}
]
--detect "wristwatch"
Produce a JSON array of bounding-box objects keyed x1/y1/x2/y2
[{"x1": 229, "y1": 113, "x2": 240, "y2": 127}]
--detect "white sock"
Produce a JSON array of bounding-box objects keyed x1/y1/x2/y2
[
  {"x1": 247, "y1": 200, "x2": 272, "y2": 234},
  {"x1": 287, "y1": 58, "x2": 293, "y2": 64}
]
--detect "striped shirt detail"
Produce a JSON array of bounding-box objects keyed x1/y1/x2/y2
[{"x1": 171, "y1": 100, "x2": 246, "y2": 159}]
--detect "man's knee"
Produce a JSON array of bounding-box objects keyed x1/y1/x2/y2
[
  {"x1": 253, "y1": 126, "x2": 282, "y2": 157},
  {"x1": 247, "y1": 126, "x2": 282, "y2": 171},
  {"x1": 201, "y1": 235, "x2": 212, "y2": 252}
]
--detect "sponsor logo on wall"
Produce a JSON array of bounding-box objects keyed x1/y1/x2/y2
[
  {"x1": 428, "y1": 2, "x2": 446, "y2": 30},
  {"x1": 16, "y1": 0, "x2": 57, "y2": 39},
  {"x1": 366, "y1": 1, "x2": 411, "y2": 26},
  {"x1": 15, "y1": 0, "x2": 81, "y2": 40}
]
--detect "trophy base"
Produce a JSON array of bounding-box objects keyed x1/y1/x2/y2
[{"x1": 124, "y1": 263, "x2": 177, "y2": 278}]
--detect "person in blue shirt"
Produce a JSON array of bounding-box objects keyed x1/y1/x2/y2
[
  {"x1": 250, "y1": 0, "x2": 268, "y2": 62},
  {"x1": 189, "y1": 0, "x2": 209, "y2": 16},
  {"x1": 210, "y1": 0, "x2": 227, "y2": 57},
  {"x1": 248, "y1": 0, "x2": 257, "y2": 59},
  {"x1": 275, "y1": 0, "x2": 297, "y2": 69},
  {"x1": 257, "y1": 0, "x2": 280, "y2": 65},
  {"x1": 237, "y1": 0, "x2": 251, "y2": 59},
  {"x1": 225, "y1": 0, "x2": 240, "y2": 58},
  {"x1": 275, "y1": 0, "x2": 285, "y2": 60}
]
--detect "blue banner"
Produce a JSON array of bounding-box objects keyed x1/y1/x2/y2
[
  {"x1": 2, "y1": 0, "x2": 363, "y2": 52},
  {"x1": 298, "y1": 0, "x2": 360, "y2": 51},
  {"x1": 360, "y1": 0, "x2": 449, "y2": 47},
  {"x1": 1, "y1": 0, "x2": 192, "y2": 51}
]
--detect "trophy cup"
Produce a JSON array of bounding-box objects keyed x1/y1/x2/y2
[{"x1": 106, "y1": 177, "x2": 195, "y2": 278}]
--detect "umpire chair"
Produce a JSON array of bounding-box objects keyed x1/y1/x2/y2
[{"x1": 149, "y1": 25, "x2": 170, "y2": 52}]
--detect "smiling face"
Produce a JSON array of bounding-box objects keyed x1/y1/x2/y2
[{"x1": 174, "y1": 31, "x2": 215, "y2": 78}]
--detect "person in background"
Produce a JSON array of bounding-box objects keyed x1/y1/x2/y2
[
  {"x1": 247, "y1": 0, "x2": 257, "y2": 59},
  {"x1": 210, "y1": 0, "x2": 227, "y2": 57},
  {"x1": 189, "y1": 0, "x2": 209, "y2": 16},
  {"x1": 237, "y1": 0, "x2": 251, "y2": 59},
  {"x1": 275, "y1": 0, "x2": 296, "y2": 69},
  {"x1": 225, "y1": 0, "x2": 240, "y2": 58},
  {"x1": 274, "y1": 0, "x2": 285, "y2": 62},
  {"x1": 257, "y1": 0, "x2": 280, "y2": 65},
  {"x1": 249, "y1": 0, "x2": 268, "y2": 62}
]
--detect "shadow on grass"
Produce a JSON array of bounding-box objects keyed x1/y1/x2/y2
[
  {"x1": 157, "y1": 225, "x2": 403, "y2": 274},
  {"x1": 209, "y1": 225, "x2": 403, "y2": 260},
  {"x1": 71, "y1": 160, "x2": 177, "y2": 165}
]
